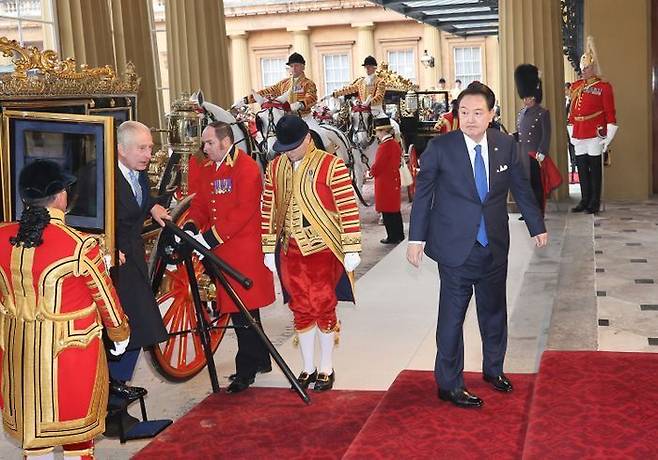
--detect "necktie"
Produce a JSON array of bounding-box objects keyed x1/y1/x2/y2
[
  {"x1": 129, "y1": 170, "x2": 142, "y2": 206},
  {"x1": 474, "y1": 144, "x2": 488, "y2": 246}
]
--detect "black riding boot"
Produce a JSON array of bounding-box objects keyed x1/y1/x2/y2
[
  {"x1": 587, "y1": 154, "x2": 603, "y2": 213},
  {"x1": 572, "y1": 155, "x2": 591, "y2": 212}
]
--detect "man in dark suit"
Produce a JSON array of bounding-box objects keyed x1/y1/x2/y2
[
  {"x1": 407, "y1": 82, "x2": 548, "y2": 408},
  {"x1": 110, "y1": 121, "x2": 170, "y2": 401}
]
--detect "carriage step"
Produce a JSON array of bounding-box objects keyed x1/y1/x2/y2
[
  {"x1": 120, "y1": 419, "x2": 172, "y2": 443},
  {"x1": 106, "y1": 394, "x2": 173, "y2": 443}
]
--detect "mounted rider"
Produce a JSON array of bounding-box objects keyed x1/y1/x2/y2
[{"x1": 331, "y1": 56, "x2": 387, "y2": 117}]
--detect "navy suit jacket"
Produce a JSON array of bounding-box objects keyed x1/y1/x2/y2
[{"x1": 409, "y1": 129, "x2": 546, "y2": 268}]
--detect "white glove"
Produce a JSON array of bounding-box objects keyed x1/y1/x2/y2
[
  {"x1": 599, "y1": 123, "x2": 618, "y2": 152},
  {"x1": 290, "y1": 101, "x2": 304, "y2": 112},
  {"x1": 566, "y1": 124, "x2": 574, "y2": 143},
  {"x1": 263, "y1": 253, "x2": 276, "y2": 273},
  {"x1": 363, "y1": 95, "x2": 372, "y2": 106},
  {"x1": 535, "y1": 153, "x2": 545, "y2": 162},
  {"x1": 233, "y1": 97, "x2": 246, "y2": 108},
  {"x1": 110, "y1": 337, "x2": 130, "y2": 356},
  {"x1": 343, "y1": 252, "x2": 361, "y2": 272}
]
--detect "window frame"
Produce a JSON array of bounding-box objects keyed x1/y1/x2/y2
[
  {"x1": 0, "y1": 0, "x2": 59, "y2": 53},
  {"x1": 452, "y1": 45, "x2": 483, "y2": 87}
]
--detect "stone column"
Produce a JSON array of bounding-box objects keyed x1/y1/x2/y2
[
  {"x1": 422, "y1": 24, "x2": 441, "y2": 89},
  {"x1": 229, "y1": 31, "x2": 251, "y2": 101},
  {"x1": 352, "y1": 22, "x2": 375, "y2": 70},
  {"x1": 165, "y1": 0, "x2": 231, "y2": 108},
  {"x1": 287, "y1": 26, "x2": 312, "y2": 79},
  {"x1": 499, "y1": 0, "x2": 568, "y2": 199}
]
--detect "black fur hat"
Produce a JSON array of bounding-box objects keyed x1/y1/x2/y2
[
  {"x1": 514, "y1": 64, "x2": 543, "y2": 103},
  {"x1": 19, "y1": 160, "x2": 76, "y2": 201}
]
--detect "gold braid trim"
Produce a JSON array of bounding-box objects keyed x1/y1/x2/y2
[{"x1": 106, "y1": 317, "x2": 130, "y2": 342}]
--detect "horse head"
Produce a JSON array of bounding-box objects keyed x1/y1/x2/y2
[
  {"x1": 350, "y1": 99, "x2": 373, "y2": 149},
  {"x1": 253, "y1": 90, "x2": 290, "y2": 157},
  {"x1": 189, "y1": 89, "x2": 248, "y2": 153}
]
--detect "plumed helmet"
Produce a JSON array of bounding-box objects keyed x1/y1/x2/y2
[
  {"x1": 362, "y1": 56, "x2": 377, "y2": 67},
  {"x1": 286, "y1": 52, "x2": 306, "y2": 66},
  {"x1": 19, "y1": 159, "x2": 76, "y2": 201},
  {"x1": 514, "y1": 64, "x2": 543, "y2": 103},
  {"x1": 580, "y1": 35, "x2": 598, "y2": 71},
  {"x1": 273, "y1": 115, "x2": 310, "y2": 152}
]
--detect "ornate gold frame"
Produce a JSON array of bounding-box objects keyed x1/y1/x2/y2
[{"x1": 0, "y1": 110, "x2": 116, "y2": 263}]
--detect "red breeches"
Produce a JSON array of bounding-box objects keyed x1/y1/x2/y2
[{"x1": 280, "y1": 240, "x2": 343, "y2": 332}]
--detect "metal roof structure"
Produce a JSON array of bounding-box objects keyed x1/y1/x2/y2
[{"x1": 369, "y1": 0, "x2": 499, "y2": 36}]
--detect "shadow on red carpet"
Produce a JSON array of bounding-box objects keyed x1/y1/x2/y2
[{"x1": 131, "y1": 386, "x2": 384, "y2": 460}]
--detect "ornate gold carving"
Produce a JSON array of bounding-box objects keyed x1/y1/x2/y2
[
  {"x1": 0, "y1": 37, "x2": 140, "y2": 97},
  {"x1": 376, "y1": 63, "x2": 419, "y2": 93}
]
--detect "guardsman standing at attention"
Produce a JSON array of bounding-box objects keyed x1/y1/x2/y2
[
  {"x1": 331, "y1": 56, "x2": 387, "y2": 117},
  {"x1": 514, "y1": 64, "x2": 551, "y2": 215},
  {"x1": 261, "y1": 115, "x2": 362, "y2": 392},
  {"x1": 568, "y1": 36, "x2": 618, "y2": 214},
  {"x1": 0, "y1": 160, "x2": 130, "y2": 460}
]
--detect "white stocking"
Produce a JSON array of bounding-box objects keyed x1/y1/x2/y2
[
  {"x1": 24, "y1": 453, "x2": 54, "y2": 460},
  {"x1": 297, "y1": 326, "x2": 317, "y2": 373},
  {"x1": 318, "y1": 330, "x2": 335, "y2": 374}
]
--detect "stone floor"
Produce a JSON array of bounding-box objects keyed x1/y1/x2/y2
[{"x1": 1, "y1": 187, "x2": 657, "y2": 459}]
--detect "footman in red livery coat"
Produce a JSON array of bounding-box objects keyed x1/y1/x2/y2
[{"x1": 185, "y1": 121, "x2": 275, "y2": 394}]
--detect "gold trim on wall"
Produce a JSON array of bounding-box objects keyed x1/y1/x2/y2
[{"x1": 0, "y1": 110, "x2": 116, "y2": 264}]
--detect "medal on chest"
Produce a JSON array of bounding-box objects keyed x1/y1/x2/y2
[{"x1": 213, "y1": 177, "x2": 233, "y2": 194}]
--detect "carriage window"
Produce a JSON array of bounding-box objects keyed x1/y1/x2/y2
[
  {"x1": 387, "y1": 49, "x2": 416, "y2": 83},
  {"x1": 453, "y1": 46, "x2": 482, "y2": 87},
  {"x1": 323, "y1": 53, "x2": 350, "y2": 96},
  {"x1": 261, "y1": 57, "x2": 287, "y2": 87},
  {"x1": 0, "y1": 0, "x2": 58, "y2": 73}
]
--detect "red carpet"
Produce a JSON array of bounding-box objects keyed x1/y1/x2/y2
[
  {"x1": 522, "y1": 350, "x2": 658, "y2": 459},
  {"x1": 343, "y1": 371, "x2": 535, "y2": 459},
  {"x1": 132, "y1": 387, "x2": 384, "y2": 460}
]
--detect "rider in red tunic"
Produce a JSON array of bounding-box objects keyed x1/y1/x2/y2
[
  {"x1": 185, "y1": 121, "x2": 275, "y2": 394},
  {"x1": 261, "y1": 115, "x2": 362, "y2": 392},
  {"x1": 370, "y1": 117, "x2": 404, "y2": 244},
  {"x1": 0, "y1": 160, "x2": 130, "y2": 460}
]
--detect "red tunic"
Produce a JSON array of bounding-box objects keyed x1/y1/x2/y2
[
  {"x1": 370, "y1": 136, "x2": 402, "y2": 213},
  {"x1": 187, "y1": 149, "x2": 275, "y2": 313},
  {"x1": 435, "y1": 112, "x2": 459, "y2": 134},
  {"x1": 0, "y1": 209, "x2": 129, "y2": 449},
  {"x1": 568, "y1": 77, "x2": 616, "y2": 139}
]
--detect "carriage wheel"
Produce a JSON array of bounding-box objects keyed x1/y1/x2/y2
[{"x1": 148, "y1": 203, "x2": 230, "y2": 381}]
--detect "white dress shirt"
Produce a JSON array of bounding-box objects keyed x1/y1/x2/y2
[{"x1": 118, "y1": 161, "x2": 141, "y2": 198}]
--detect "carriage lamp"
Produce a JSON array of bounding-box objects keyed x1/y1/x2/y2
[
  {"x1": 164, "y1": 94, "x2": 203, "y2": 196},
  {"x1": 405, "y1": 90, "x2": 419, "y2": 113},
  {"x1": 420, "y1": 50, "x2": 435, "y2": 68}
]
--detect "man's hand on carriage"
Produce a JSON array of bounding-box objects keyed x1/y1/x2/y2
[
  {"x1": 110, "y1": 337, "x2": 130, "y2": 356},
  {"x1": 151, "y1": 204, "x2": 171, "y2": 227},
  {"x1": 263, "y1": 253, "x2": 277, "y2": 273},
  {"x1": 343, "y1": 252, "x2": 361, "y2": 272}
]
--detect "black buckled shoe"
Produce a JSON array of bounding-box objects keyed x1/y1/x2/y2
[
  {"x1": 293, "y1": 370, "x2": 317, "y2": 390},
  {"x1": 313, "y1": 371, "x2": 335, "y2": 392},
  {"x1": 438, "y1": 387, "x2": 483, "y2": 408},
  {"x1": 483, "y1": 373, "x2": 513, "y2": 392},
  {"x1": 226, "y1": 375, "x2": 255, "y2": 394},
  {"x1": 228, "y1": 363, "x2": 273, "y2": 381},
  {"x1": 110, "y1": 380, "x2": 147, "y2": 400}
]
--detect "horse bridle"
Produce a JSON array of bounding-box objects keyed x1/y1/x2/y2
[{"x1": 256, "y1": 100, "x2": 290, "y2": 152}]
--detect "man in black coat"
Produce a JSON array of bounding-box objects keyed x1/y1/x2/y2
[
  {"x1": 407, "y1": 82, "x2": 547, "y2": 408},
  {"x1": 110, "y1": 121, "x2": 170, "y2": 399}
]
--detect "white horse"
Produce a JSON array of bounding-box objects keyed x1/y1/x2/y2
[
  {"x1": 348, "y1": 99, "x2": 402, "y2": 170},
  {"x1": 251, "y1": 90, "x2": 368, "y2": 203},
  {"x1": 191, "y1": 90, "x2": 251, "y2": 155}
]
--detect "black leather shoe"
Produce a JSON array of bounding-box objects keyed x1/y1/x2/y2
[
  {"x1": 483, "y1": 373, "x2": 513, "y2": 392},
  {"x1": 571, "y1": 203, "x2": 587, "y2": 212},
  {"x1": 228, "y1": 364, "x2": 272, "y2": 381},
  {"x1": 226, "y1": 375, "x2": 255, "y2": 394},
  {"x1": 110, "y1": 380, "x2": 147, "y2": 400},
  {"x1": 293, "y1": 370, "x2": 317, "y2": 390},
  {"x1": 313, "y1": 371, "x2": 335, "y2": 392},
  {"x1": 437, "y1": 388, "x2": 483, "y2": 408},
  {"x1": 585, "y1": 207, "x2": 599, "y2": 214},
  {"x1": 380, "y1": 238, "x2": 404, "y2": 245}
]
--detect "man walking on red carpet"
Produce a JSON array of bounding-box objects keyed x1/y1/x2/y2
[
  {"x1": 261, "y1": 115, "x2": 362, "y2": 392},
  {"x1": 407, "y1": 82, "x2": 547, "y2": 408}
]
